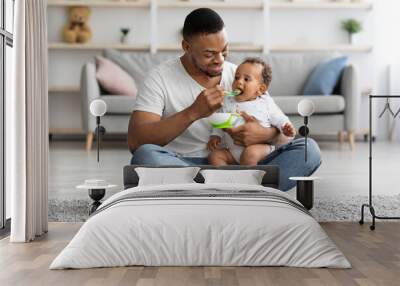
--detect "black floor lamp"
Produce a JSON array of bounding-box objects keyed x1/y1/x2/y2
[
  {"x1": 290, "y1": 99, "x2": 319, "y2": 210},
  {"x1": 77, "y1": 99, "x2": 117, "y2": 215},
  {"x1": 90, "y1": 99, "x2": 107, "y2": 163}
]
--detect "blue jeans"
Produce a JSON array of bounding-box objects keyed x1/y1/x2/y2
[{"x1": 130, "y1": 138, "x2": 322, "y2": 191}]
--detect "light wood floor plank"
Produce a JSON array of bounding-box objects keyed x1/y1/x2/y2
[{"x1": 1, "y1": 222, "x2": 400, "y2": 286}]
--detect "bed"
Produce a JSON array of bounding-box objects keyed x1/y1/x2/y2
[{"x1": 50, "y1": 165, "x2": 350, "y2": 269}]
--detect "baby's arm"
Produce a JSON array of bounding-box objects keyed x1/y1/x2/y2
[
  {"x1": 282, "y1": 122, "x2": 296, "y2": 137},
  {"x1": 207, "y1": 135, "x2": 221, "y2": 151},
  {"x1": 264, "y1": 96, "x2": 295, "y2": 140}
]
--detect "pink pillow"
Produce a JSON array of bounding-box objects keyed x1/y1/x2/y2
[{"x1": 95, "y1": 56, "x2": 138, "y2": 97}]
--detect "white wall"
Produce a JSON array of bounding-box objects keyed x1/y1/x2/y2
[
  {"x1": 47, "y1": 0, "x2": 400, "y2": 140},
  {"x1": 271, "y1": 0, "x2": 374, "y2": 135},
  {"x1": 370, "y1": 0, "x2": 400, "y2": 140}
]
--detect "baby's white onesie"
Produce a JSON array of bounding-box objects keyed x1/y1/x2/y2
[{"x1": 211, "y1": 92, "x2": 291, "y2": 163}]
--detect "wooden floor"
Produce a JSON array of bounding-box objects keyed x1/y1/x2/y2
[{"x1": 1, "y1": 222, "x2": 400, "y2": 286}]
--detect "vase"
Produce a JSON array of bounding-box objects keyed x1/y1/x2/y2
[
  {"x1": 349, "y1": 33, "x2": 358, "y2": 45},
  {"x1": 120, "y1": 28, "x2": 131, "y2": 44}
]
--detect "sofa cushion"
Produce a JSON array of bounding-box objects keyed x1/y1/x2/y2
[
  {"x1": 95, "y1": 56, "x2": 138, "y2": 97},
  {"x1": 101, "y1": 95, "x2": 136, "y2": 114},
  {"x1": 302, "y1": 56, "x2": 348, "y2": 95},
  {"x1": 273, "y1": 95, "x2": 345, "y2": 115}
]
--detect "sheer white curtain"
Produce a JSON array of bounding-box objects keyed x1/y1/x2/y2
[{"x1": 8, "y1": 0, "x2": 48, "y2": 242}]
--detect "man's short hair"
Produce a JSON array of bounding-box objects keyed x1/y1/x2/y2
[
  {"x1": 243, "y1": 57, "x2": 272, "y2": 86},
  {"x1": 182, "y1": 8, "x2": 225, "y2": 40}
]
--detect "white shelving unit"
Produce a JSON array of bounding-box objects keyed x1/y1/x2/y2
[
  {"x1": 47, "y1": 0, "x2": 374, "y2": 134},
  {"x1": 48, "y1": 42, "x2": 150, "y2": 51},
  {"x1": 48, "y1": 42, "x2": 372, "y2": 53},
  {"x1": 271, "y1": 44, "x2": 373, "y2": 53},
  {"x1": 47, "y1": 0, "x2": 150, "y2": 8},
  {"x1": 157, "y1": 0, "x2": 263, "y2": 9},
  {"x1": 270, "y1": 2, "x2": 372, "y2": 10},
  {"x1": 47, "y1": 0, "x2": 374, "y2": 55},
  {"x1": 47, "y1": 0, "x2": 372, "y2": 10}
]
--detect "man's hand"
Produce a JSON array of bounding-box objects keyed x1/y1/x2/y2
[
  {"x1": 225, "y1": 111, "x2": 278, "y2": 146},
  {"x1": 282, "y1": 122, "x2": 296, "y2": 137},
  {"x1": 207, "y1": 136, "x2": 222, "y2": 151},
  {"x1": 187, "y1": 86, "x2": 224, "y2": 121}
]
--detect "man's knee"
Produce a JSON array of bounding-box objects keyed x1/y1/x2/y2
[
  {"x1": 133, "y1": 144, "x2": 164, "y2": 155},
  {"x1": 282, "y1": 137, "x2": 322, "y2": 174},
  {"x1": 305, "y1": 138, "x2": 322, "y2": 173},
  {"x1": 130, "y1": 144, "x2": 165, "y2": 165},
  {"x1": 290, "y1": 138, "x2": 322, "y2": 176}
]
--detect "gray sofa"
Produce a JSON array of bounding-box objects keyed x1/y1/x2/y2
[{"x1": 81, "y1": 50, "x2": 359, "y2": 151}]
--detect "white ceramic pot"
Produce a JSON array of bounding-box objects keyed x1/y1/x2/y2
[{"x1": 350, "y1": 33, "x2": 358, "y2": 45}]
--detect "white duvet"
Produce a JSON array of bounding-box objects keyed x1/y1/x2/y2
[{"x1": 50, "y1": 183, "x2": 350, "y2": 269}]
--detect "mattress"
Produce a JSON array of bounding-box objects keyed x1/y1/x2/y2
[{"x1": 50, "y1": 183, "x2": 350, "y2": 269}]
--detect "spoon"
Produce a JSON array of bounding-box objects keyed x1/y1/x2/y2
[{"x1": 224, "y1": 89, "x2": 242, "y2": 97}]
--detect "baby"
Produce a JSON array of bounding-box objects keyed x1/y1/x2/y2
[{"x1": 207, "y1": 57, "x2": 296, "y2": 166}]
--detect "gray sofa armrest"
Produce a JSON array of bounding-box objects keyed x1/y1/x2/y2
[
  {"x1": 80, "y1": 62, "x2": 101, "y2": 133},
  {"x1": 341, "y1": 64, "x2": 360, "y2": 131}
]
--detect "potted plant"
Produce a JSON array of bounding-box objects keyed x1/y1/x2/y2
[{"x1": 341, "y1": 19, "x2": 363, "y2": 44}]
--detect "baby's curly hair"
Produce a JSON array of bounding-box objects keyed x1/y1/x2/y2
[{"x1": 242, "y1": 57, "x2": 272, "y2": 86}]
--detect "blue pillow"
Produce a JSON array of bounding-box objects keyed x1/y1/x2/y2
[{"x1": 302, "y1": 56, "x2": 348, "y2": 95}]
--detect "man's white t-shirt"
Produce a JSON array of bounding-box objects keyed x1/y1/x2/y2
[{"x1": 133, "y1": 57, "x2": 237, "y2": 157}]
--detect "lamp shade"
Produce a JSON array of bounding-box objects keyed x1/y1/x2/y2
[
  {"x1": 298, "y1": 99, "x2": 315, "y2": 117},
  {"x1": 90, "y1": 99, "x2": 107, "y2": 117}
]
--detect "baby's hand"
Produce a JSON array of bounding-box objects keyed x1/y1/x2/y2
[
  {"x1": 282, "y1": 122, "x2": 296, "y2": 137},
  {"x1": 207, "y1": 136, "x2": 221, "y2": 151}
]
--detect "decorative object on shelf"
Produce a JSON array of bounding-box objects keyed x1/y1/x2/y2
[
  {"x1": 341, "y1": 18, "x2": 362, "y2": 44},
  {"x1": 334, "y1": 0, "x2": 352, "y2": 3},
  {"x1": 359, "y1": 95, "x2": 400, "y2": 231},
  {"x1": 76, "y1": 99, "x2": 117, "y2": 215},
  {"x1": 290, "y1": 0, "x2": 321, "y2": 2},
  {"x1": 178, "y1": 27, "x2": 183, "y2": 39},
  {"x1": 297, "y1": 99, "x2": 315, "y2": 162},
  {"x1": 63, "y1": 6, "x2": 92, "y2": 43},
  {"x1": 120, "y1": 27, "x2": 131, "y2": 44}
]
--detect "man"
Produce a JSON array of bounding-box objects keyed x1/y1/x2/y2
[{"x1": 127, "y1": 8, "x2": 321, "y2": 191}]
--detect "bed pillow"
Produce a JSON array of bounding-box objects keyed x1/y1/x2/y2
[
  {"x1": 95, "y1": 56, "x2": 138, "y2": 97},
  {"x1": 200, "y1": 169, "x2": 266, "y2": 185},
  {"x1": 302, "y1": 56, "x2": 348, "y2": 95},
  {"x1": 135, "y1": 167, "x2": 201, "y2": 186}
]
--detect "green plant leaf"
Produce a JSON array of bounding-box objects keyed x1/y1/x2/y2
[{"x1": 341, "y1": 19, "x2": 362, "y2": 34}]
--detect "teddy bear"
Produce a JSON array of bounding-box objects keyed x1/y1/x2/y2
[{"x1": 63, "y1": 6, "x2": 92, "y2": 44}]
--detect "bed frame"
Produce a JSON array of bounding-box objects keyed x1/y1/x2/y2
[{"x1": 123, "y1": 165, "x2": 280, "y2": 190}]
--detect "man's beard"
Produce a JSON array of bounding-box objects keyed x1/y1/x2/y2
[{"x1": 191, "y1": 55, "x2": 222, "y2": 78}]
